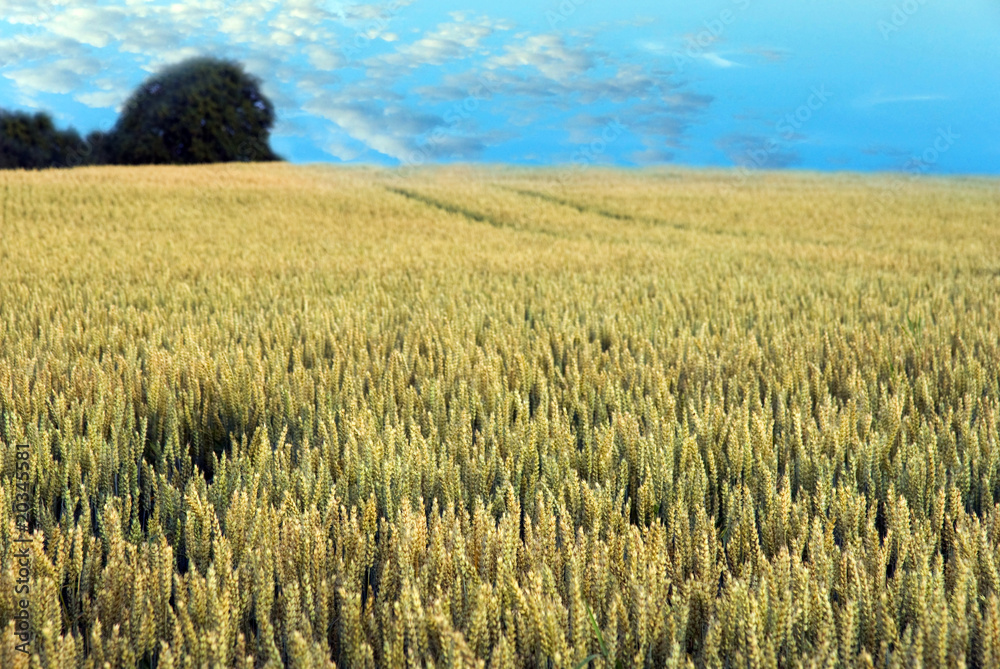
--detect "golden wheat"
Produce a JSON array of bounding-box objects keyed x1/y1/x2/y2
[{"x1": 0, "y1": 163, "x2": 998, "y2": 668}]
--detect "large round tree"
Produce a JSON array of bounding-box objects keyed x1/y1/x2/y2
[{"x1": 107, "y1": 57, "x2": 281, "y2": 165}]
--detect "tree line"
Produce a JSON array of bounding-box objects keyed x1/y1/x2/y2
[{"x1": 0, "y1": 57, "x2": 282, "y2": 169}]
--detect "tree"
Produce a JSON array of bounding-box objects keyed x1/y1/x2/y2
[
  {"x1": 83, "y1": 130, "x2": 113, "y2": 166},
  {"x1": 0, "y1": 109, "x2": 88, "y2": 169},
  {"x1": 106, "y1": 57, "x2": 281, "y2": 165}
]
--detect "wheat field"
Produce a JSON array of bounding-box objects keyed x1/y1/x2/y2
[{"x1": 1, "y1": 164, "x2": 999, "y2": 668}]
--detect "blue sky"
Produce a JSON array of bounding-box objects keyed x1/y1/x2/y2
[{"x1": 1, "y1": 0, "x2": 997, "y2": 173}]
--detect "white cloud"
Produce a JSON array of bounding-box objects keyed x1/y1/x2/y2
[
  {"x1": 855, "y1": 92, "x2": 948, "y2": 107},
  {"x1": 661, "y1": 92, "x2": 714, "y2": 114},
  {"x1": 271, "y1": 31, "x2": 297, "y2": 46},
  {"x1": 700, "y1": 52, "x2": 741, "y2": 68},
  {"x1": 3, "y1": 57, "x2": 102, "y2": 94},
  {"x1": 219, "y1": 14, "x2": 255, "y2": 36},
  {"x1": 636, "y1": 40, "x2": 669, "y2": 55},
  {"x1": 304, "y1": 44, "x2": 343, "y2": 71},
  {"x1": 325, "y1": 138, "x2": 365, "y2": 161},
  {"x1": 369, "y1": 15, "x2": 507, "y2": 72},
  {"x1": 76, "y1": 89, "x2": 126, "y2": 108},
  {"x1": 743, "y1": 47, "x2": 789, "y2": 63},
  {"x1": 142, "y1": 47, "x2": 206, "y2": 71},
  {"x1": 0, "y1": 32, "x2": 91, "y2": 68},
  {"x1": 490, "y1": 34, "x2": 595, "y2": 81},
  {"x1": 304, "y1": 91, "x2": 500, "y2": 163},
  {"x1": 341, "y1": 1, "x2": 416, "y2": 22},
  {"x1": 1, "y1": 0, "x2": 57, "y2": 26},
  {"x1": 305, "y1": 98, "x2": 441, "y2": 160},
  {"x1": 47, "y1": 7, "x2": 127, "y2": 48},
  {"x1": 3, "y1": 67, "x2": 77, "y2": 94},
  {"x1": 291, "y1": 70, "x2": 340, "y2": 97}
]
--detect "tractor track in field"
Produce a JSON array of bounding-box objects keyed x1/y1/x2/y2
[
  {"x1": 497, "y1": 186, "x2": 762, "y2": 241},
  {"x1": 499, "y1": 186, "x2": 693, "y2": 231},
  {"x1": 501, "y1": 186, "x2": 845, "y2": 250},
  {"x1": 383, "y1": 185, "x2": 561, "y2": 237}
]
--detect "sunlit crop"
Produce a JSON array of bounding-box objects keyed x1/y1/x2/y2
[{"x1": 1, "y1": 164, "x2": 998, "y2": 668}]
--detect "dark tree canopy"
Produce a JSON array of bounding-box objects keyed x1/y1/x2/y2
[
  {"x1": 105, "y1": 57, "x2": 281, "y2": 165},
  {"x1": 0, "y1": 110, "x2": 88, "y2": 169},
  {"x1": 0, "y1": 57, "x2": 281, "y2": 169}
]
